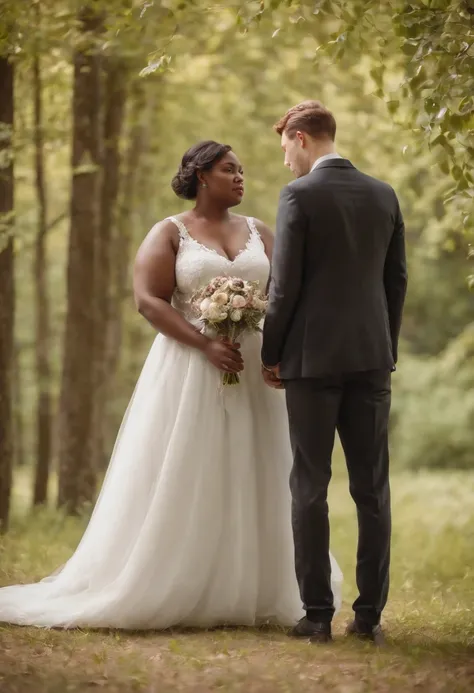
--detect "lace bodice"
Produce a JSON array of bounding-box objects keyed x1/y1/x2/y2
[{"x1": 168, "y1": 216, "x2": 270, "y2": 322}]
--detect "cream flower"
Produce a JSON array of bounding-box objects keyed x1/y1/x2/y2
[
  {"x1": 214, "y1": 311, "x2": 228, "y2": 322},
  {"x1": 213, "y1": 292, "x2": 229, "y2": 306},
  {"x1": 206, "y1": 302, "x2": 223, "y2": 320},
  {"x1": 231, "y1": 295, "x2": 246, "y2": 309},
  {"x1": 200, "y1": 298, "x2": 212, "y2": 313},
  {"x1": 230, "y1": 309, "x2": 243, "y2": 322}
]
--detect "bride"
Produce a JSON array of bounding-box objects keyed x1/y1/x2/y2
[{"x1": 0, "y1": 141, "x2": 342, "y2": 630}]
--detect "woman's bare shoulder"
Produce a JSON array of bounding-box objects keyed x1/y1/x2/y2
[
  {"x1": 248, "y1": 218, "x2": 274, "y2": 263},
  {"x1": 140, "y1": 218, "x2": 180, "y2": 255}
]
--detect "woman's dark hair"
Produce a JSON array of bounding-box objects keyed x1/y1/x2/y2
[{"x1": 171, "y1": 140, "x2": 232, "y2": 200}]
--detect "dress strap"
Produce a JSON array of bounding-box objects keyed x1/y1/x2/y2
[
  {"x1": 246, "y1": 217, "x2": 265, "y2": 249},
  {"x1": 167, "y1": 216, "x2": 189, "y2": 242},
  {"x1": 246, "y1": 216, "x2": 260, "y2": 239}
]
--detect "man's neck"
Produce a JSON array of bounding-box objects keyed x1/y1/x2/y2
[
  {"x1": 309, "y1": 151, "x2": 341, "y2": 174},
  {"x1": 309, "y1": 147, "x2": 337, "y2": 171}
]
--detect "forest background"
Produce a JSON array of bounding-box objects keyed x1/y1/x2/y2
[{"x1": 0, "y1": 2, "x2": 473, "y2": 691}]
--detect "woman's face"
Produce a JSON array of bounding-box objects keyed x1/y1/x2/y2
[{"x1": 201, "y1": 151, "x2": 244, "y2": 207}]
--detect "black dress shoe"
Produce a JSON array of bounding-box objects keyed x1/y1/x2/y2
[
  {"x1": 290, "y1": 617, "x2": 332, "y2": 643},
  {"x1": 346, "y1": 618, "x2": 386, "y2": 647}
]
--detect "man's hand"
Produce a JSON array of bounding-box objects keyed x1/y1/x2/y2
[{"x1": 261, "y1": 363, "x2": 284, "y2": 389}]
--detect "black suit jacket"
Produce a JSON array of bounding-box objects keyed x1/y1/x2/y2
[{"x1": 262, "y1": 159, "x2": 408, "y2": 379}]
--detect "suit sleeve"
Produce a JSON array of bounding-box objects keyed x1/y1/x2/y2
[
  {"x1": 383, "y1": 195, "x2": 408, "y2": 364},
  {"x1": 261, "y1": 185, "x2": 307, "y2": 367}
]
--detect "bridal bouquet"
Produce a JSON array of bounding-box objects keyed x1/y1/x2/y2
[{"x1": 191, "y1": 276, "x2": 268, "y2": 385}]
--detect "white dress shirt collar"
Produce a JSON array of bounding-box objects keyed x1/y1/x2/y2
[{"x1": 310, "y1": 152, "x2": 343, "y2": 173}]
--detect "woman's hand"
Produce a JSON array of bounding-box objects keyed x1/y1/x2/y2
[{"x1": 203, "y1": 338, "x2": 244, "y2": 373}]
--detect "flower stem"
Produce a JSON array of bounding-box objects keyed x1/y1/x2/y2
[{"x1": 222, "y1": 372, "x2": 240, "y2": 386}]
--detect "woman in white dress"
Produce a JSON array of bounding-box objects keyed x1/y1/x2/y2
[{"x1": 0, "y1": 141, "x2": 342, "y2": 630}]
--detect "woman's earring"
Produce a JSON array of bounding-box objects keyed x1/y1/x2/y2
[{"x1": 201, "y1": 182, "x2": 208, "y2": 188}]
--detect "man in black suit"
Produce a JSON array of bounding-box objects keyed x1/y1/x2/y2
[{"x1": 262, "y1": 101, "x2": 407, "y2": 645}]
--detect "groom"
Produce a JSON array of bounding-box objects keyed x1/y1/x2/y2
[{"x1": 262, "y1": 101, "x2": 407, "y2": 645}]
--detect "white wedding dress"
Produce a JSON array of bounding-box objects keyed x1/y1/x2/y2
[{"x1": 0, "y1": 216, "x2": 342, "y2": 630}]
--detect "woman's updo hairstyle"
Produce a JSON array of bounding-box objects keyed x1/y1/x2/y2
[{"x1": 171, "y1": 141, "x2": 232, "y2": 200}]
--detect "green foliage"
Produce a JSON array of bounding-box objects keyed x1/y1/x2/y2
[
  {"x1": 392, "y1": 325, "x2": 474, "y2": 470},
  {"x1": 5, "y1": 0, "x2": 474, "y2": 479},
  {"x1": 403, "y1": 245, "x2": 474, "y2": 355},
  {"x1": 391, "y1": 2, "x2": 474, "y2": 235},
  {"x1": 228, "y1": 0, "x2": 474, "y2": 234}
]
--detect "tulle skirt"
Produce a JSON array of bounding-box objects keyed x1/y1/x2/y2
[{"x1": 0, "y1": 332, "x2": 342, "y2": 629}]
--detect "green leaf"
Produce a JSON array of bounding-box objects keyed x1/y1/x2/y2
[
  {"x1": 387, "y1": 99, "x2": 400, "y2": 115},
  {"x1": 448, "y1": 113, "x2": 464, "y2": 131},
  {"x1": 430, "y1": 134, "x2": 454, "y2": 156},
  {"x1": 436, "y1": 107, "x2": 448, "y2": 121},
  {"x1": 443, "y1": 237, "x2": 456, "y2": 253},
  {"x1": 409, "y1": 66, "x2": 427, "y2": 91},
  {"x1": 370, "y1": 65, "x2": 384, "y2": 89},
  {"x1": 457, "y1": 175, "x2": 470, "y2": 191},
  {"x1": 139, "y1": 55, "x2": 171, "y2": 77},
  {"x1": 401, "y1": 41, "x2": 418, "y2": 57},
  {"x1": 459, "y1": 96, "x2": 473, "y2": 114},
  {"x1": 425, "y1": 98, "x2": 440, "y2": 116},
  {"x1": 439, "y1": 158, "x2": 450, "y2": 175}
]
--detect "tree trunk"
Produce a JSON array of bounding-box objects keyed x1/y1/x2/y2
[
  {"x1": 91, "y1": 57, "x2": 127, "y2": 472},
  {"x1": 32, "y1": 40, "x2": 53, "y2": 506},
  {"x1": 57, "y1": 6, "x2": 102, "y2": 514},
  {"x1": 0, "y1": 54, "x2": 15, "y2": 532},
  {"x1": 12, "y1": 343, "x2": 25, "y2": 468},
  {"x1": 106, "y1": 78, "x2": 147, "y2": 383}
]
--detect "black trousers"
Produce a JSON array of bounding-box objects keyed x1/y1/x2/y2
[{"x1": 285, "y1": 370, "x2": 392, "y2": 625}]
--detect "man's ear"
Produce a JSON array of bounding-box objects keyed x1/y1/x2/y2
[{"x1": 295, "y1": 130, "x2": 306, "y2": 148}]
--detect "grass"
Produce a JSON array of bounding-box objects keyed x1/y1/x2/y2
[{"x1": 1, "y1": 457, "x2": 473, "y2": 692}]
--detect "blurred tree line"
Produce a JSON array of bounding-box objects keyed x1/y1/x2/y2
[{"x1": 0, "y1": 0, "x2": 472, "y2": 529}]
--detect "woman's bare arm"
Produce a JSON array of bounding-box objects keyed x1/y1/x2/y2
[
  {"x1": 133, "y1": 220, "x2": 243, "y2": 373},
  {"x1": 133, "y1": 220, "x2": 209, "y2": 350},
  {"x1": 254, "y1": 219, "x2": 274, "y2": 294}
]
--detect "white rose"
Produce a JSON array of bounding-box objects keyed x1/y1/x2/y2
[
  {"x1": 230, "y1": 309, "x2": 242, "y2": 322},
  {"x1": 206, "y1": 302, "x2": 223, "y2": 320},
  {"x1": 213, "y1": 292, "x2": 229, "y2": 306},
  {"x1": 232, "y1": 295, "x2": 246, "y2": 309},
  {"x1": 200, "y1": 298, "x2": 212, "y2": 313}
]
